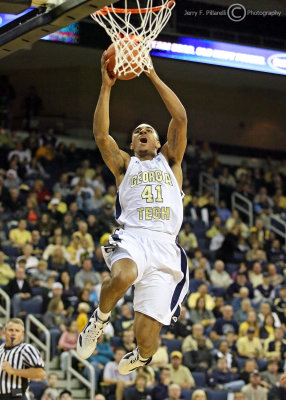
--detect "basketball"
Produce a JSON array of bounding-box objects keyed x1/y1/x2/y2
[{"x1": 105, "y1": 39, "x2": 142, "y2": 80}]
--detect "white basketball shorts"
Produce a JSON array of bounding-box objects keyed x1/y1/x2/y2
[{"x1": 102, "y1": 227, "x2": 189, "y2": 326}]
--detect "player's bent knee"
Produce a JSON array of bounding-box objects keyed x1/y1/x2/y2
[{"x1": 112, "y1": 271, "x2": 136, "y2": 291}]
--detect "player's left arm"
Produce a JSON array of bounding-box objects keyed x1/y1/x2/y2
[{"x1": 145, "y1": 66, "x2": 187, "y2": 166}]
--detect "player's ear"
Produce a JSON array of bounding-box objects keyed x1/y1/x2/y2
[
  {"x1": 156, "y1": 140, "x2": 161, "y2": 150},
  {"x1": 130, "y1": 142, "x2": 134, "y2": 150}
]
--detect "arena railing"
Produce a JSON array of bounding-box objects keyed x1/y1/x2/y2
[
  {"x1": 26, "y1": 314, "x2": 51, "y2": 375},
  {"x1": 199, "y1": 172, "x2": 219, "y2": 206},
  {"x1": 0, "y1": 288, "x2": 10, "y2": 324},
  {"x1": 67, "y1": 350, "x2": 95, "y2": 400},
  {"x1": 269, "y1": 214, "x2": 286, "y2": 248},
  {"x1": 231, "y1": 192, "x2": 253, "y2": 227}
]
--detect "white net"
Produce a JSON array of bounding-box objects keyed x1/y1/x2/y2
[{"x1": 91, "y1": 0, "x2": 175, "y2": 78}]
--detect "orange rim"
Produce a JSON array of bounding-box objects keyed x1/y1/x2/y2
[{"x1": 93, "y1": 0, "x2": 175, "y2": 15}]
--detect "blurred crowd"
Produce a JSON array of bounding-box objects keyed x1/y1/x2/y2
[{"x1": 0, "y1": 122, "x2": 286, "y2": 400}]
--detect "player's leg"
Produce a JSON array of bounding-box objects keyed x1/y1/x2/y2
[
  {"x1": 99, "y1": 258, "x2": 138, "y2": 312},
  {"x1": 77, "y1": 258, "x2": 137, "y2": 359},
  {"x1": 118, "y1": 311, "x2": 162, "y2": 374}
]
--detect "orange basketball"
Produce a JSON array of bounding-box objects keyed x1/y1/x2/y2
[{"x1": 105, "y1": 39, "x2": 142, "y2": 80}]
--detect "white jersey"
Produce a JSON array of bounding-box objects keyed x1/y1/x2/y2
[{"x1": 115, "y1": 154, "x2": 183, "y2": 236}]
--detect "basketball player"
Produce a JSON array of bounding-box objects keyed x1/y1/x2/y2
[{"x1": 77, "y1": 52, "x2": 188, "y2": 374}]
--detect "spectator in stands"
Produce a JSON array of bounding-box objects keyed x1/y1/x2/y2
[
  {"x1": 4, "y1": 170, "x2": 21, "y2": 190},
  {"x1": 189, "y1": 296, "x2": 215, "y2": 328},
  {"x1": 113, "y1": 302, "x2": 134, "y2": 335},
  {"x1": 9, "y1": 219, "x2": 32, "y2": 248},
  {"x1": 261, "y1": 360, "x2": 281, "y2": 390},
  {"x1": 232, "y1": 287, "x2": 251, "y2": 313},
  {"x1": 235, "y1": 298, "x2": 253, "y2": 325},
  {"x1": 0, "y1": 175, "x2": 10, "y2": 208},
  {"x1": 210, "y1": 305, "x2": 239, "y2": 343},
  {"x1": 75, "y1": 237, "x2": 94, "y2": 265},
  {"x1": 250, "y1": 219, "x2": 269, "y2": 246},
  {"x1": 268, "y1": 374, "x2": 286, "y2": 400},
  {"x1": 5, "y1": 266, "x2": 32, "y2": 317},
  {"x1": 255, "y1": 272, "x2": 275, "y2": 301},
  {"x1": 225, "y1": 210, "x2": 249, "y2": 238},
  {"x1": 152, "y1": 367, "x2": 171, "y2": 400},
  {"x1": 74, "y1": 257, "x2": 101, "y2": 289},
  {"x1": 6, "y1": 188, "x2": 24, "y2": 216},
  {"x1": 43, "y1": 298, "x2": 68, "y2": 358},
  {"x1": 16, "y1": 244, "x2": 38, "y2": 274},
  {"x1": 217, "y1": 199, "x2": 232, "y2": 223},
  {"x1": 30, "y1": 229, "x2": 45, "y2": 259},
  {"x1": 185, "y1": 195, "x2": 201, "y2": 222},
  {"x1": 103, "y1": 347, "x2": 136, "y2": 400},
  {"x1": 74, "y1": 221, "x2": 95, "y2": 251},
  {"x1": 91, "y1": 188, "x2": 105, "y2": 212},
  {"x1": 191, "y1": 390, "x2": 207, "y2": 400},
  {"x1": 189, "y1": 267, "x2": 207, "y2": 292},
  {"x1": 206, "y1": 215, "x2": 221, "y2": 239},
  {"x1": 164, "y1": 383, "x2": 182, "y2": 400},
  {"x1": 217, "y1": 224, "x2": 241, "y2": 263},
  {"x1": 0, "y1": 251, "x2": 15, "y2": 286},
  {"x1": 236, "y1": 327, "x2": 264, "y2": 359},
  {"x1": 183, "y1": 336, "x2": 212, "y2": 372},
  {"x1": 66, "y1": 233, "x2": 81, "y2": 265},
  {"x1": 31, "y1": 259, "x2": 54, "y2": 287},
  {"x1": 239, "y1": 359, "x2": 259, "y2": 385},
  {"x1": 42, "y1": 281, "x2": 70, "y2": 314},
  {"x1": 214, "y1": 339, "x2": 238, "y2": 372},
  {"x1": 259, "y1": 302, "x2": 281, "y2": 328},
  {"x1": 168, "y1": 351, "x2": 195, "y2": 389},
  {"x1": 239, "y1": 310, "x2": 259, "y2": 337},
  {"x1": 248, "y1": 262, "x2": 264, "y2": 288},
  {"x1": 207, "y1": 358, "x2": 244, "y2": 391},
  {"x1": 178, "y1": 223, "x2": 198, "y2": 254},
  {"x1": 227, "y1": 270, "x2": 254, "y2": 300},
  {"x1": 76, "y1": 302, "x2": 90, "y2": 332},
  {"x1": 188, "y1": 283, "x2": 215, "y2": 310},
  {"x1": 210, "y1": 259, "x2": 233, "y2": 290},
  {"x1": 53, "y1": 173, "x2": 71, "y2": 201},
  {"x1": 121, "y1": 329, "x2": 136, "y2": 353},
  {"x1": 125, "y1": 374, "x2": 150, "y2": 400},
  {"x1": 39, "y1": 372, "x2": 59, "y2": 400},
  {"x1": 38, "y1": 212, "x2": 53, "y2": 239},
  {"x1": 48, "y1": 246, "x2": 70, "y2": 276},
  {"x1": 259, "y1": 314, "x2": 275, "y2": 342},
  {"x1": 264, "y1": 327, "x2": 286, "y2": 363},
  {"x1": 246, "y1": 240, "x2": 267, "y2": 262},
  {"x1": 242, "y1": 370, "x2": 267, "y2": 400},
  {"x1": 59, "y1": 390, "x2": 73, "y2": 400},
  {"x1": 267, "y1": 238, "x2": 286, "y2": 265},
  {"x1": 182, "y1": 323, "x2": 213, "y2": 352},
  {"x1": 58, "y1": 320, "x2": 79, "y2": 371},
  {"x1": 94, "y1": 203, "x2": 117, "y2": 238}
]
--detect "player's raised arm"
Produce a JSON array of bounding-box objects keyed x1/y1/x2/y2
[
  {"x1": 145, "y1": 62, "x2": 187, "y2": 164},
  {"x1": 93, "y1": 52, "x2": 130, "y2": 185}
]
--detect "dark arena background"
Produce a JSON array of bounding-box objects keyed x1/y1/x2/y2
[{"x1": 0, "y1": 1, "x2": 286, "y2": 399}]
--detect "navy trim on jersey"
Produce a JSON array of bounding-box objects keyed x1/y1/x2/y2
[
  {"x1": 170, "y1": 245, "x2": 188, "y2": 312},
  {"x1": 115, "y1": 194, "x2": 122, "y2": 219}
]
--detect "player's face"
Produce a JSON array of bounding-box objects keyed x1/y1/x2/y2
[
  {"x1": 5, "y1": 322, "x2": 24, "y2": 347},
  {"x1": 131, "y1": 124, "x2": 160, "y2": 157}
]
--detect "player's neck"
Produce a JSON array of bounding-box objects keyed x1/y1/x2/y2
[{"x1": 134, "y1": 150, "x2": 157, "y2": 161}]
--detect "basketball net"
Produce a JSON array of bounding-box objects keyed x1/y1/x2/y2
[{"x1": 91, "y1": 0, "x2": 175, "y2": 78}]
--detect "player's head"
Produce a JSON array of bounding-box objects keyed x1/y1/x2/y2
[{"x1": 130, "y1": 123, "x2": 160, "y2": 157}]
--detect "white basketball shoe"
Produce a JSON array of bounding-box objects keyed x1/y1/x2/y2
[
  {"x1": 76, "y1": 309, "x2": 110, "y2": 359},
  {"x1": 118, "y1": 346, "x2": 152, "y2": 375}
]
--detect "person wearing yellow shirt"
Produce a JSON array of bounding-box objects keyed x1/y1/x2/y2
[
  {"x1": 74, "y1": 221, "x2": 95, "y2": 251},
  {"x1": 188, "y1": 284, "x2": 215, "y2": 310},
  {"x1": 206, "y1": 216, "x2": 221, "y2": 239},
  {"x1": 0, "y1": 251, "x2": 15, "y2": 286},
  {"x1": 48, "y1": 193, "x2": 67, "y2": 214},
  {"x1": 77, "y1": 302, "x2": 90, "y2": 332},
  {"x1": 9, "y1": 219, "x2": 32, "y2": 248},
  {"x1": 67, "y1": 234, "x2": 82, "y2": 265},
  {"x1": 237, "y1": 328, "x2": 264, "y2": 359},
  {"x1": 168, "y1": 351, "x2": 195, "y2": 389},
  {"x1": 239, "y1": 310, "x2": 260, "y2": 338},
  {"x1": 178, "y1": 223, "x2": 198, "y2": 253}
]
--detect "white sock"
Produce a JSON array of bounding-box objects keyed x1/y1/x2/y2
[{"x1": 97, "y1": 308, "x2": 110, "y2": 322}]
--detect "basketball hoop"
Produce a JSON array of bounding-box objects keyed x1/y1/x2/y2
[{"x1": 91, "y1": 0, "x2": 175, "y2": 78}]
